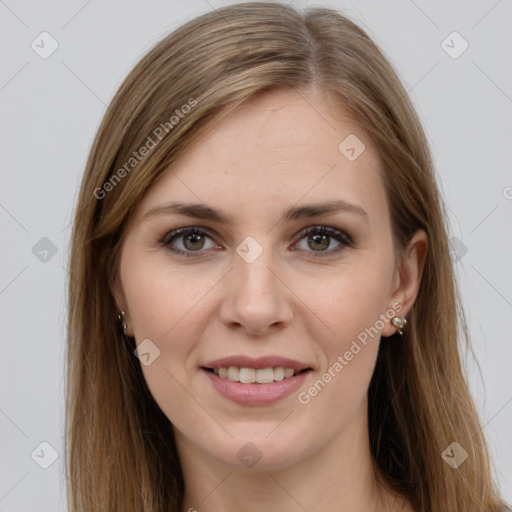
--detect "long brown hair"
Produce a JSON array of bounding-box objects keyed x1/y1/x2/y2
[{"x1": 65, "y1": 3, "x2": 508, "y2": 511}]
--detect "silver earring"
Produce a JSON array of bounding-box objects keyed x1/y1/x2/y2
[
  {"x1": 117, "y1": 310, "x2": 128, "y2": 331},
  {"x1": 391, "y1": 316, "x2": 407, "y2": 335}
]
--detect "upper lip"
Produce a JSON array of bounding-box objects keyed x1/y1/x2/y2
[{"x1": 203, "y1": 355, "x2": 313, "y2": 372}]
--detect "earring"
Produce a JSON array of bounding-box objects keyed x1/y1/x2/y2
[
  {"x1": 117, "y1": 310, "x2": 128, "y2": 331},
  {"x1": 391, "y1": 316, "x2": 407, "y2": 335}
]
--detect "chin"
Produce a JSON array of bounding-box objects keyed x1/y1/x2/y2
[{"x1": 199, "y1": 427, "x2": 316, "y2": 472}]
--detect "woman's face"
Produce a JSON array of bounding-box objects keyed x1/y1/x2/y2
[{"x1": 115, "y1": 87, "x2": 414, "y2": 471}]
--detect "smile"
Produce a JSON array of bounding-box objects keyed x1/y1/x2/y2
[{"x1": 201, "y1": 355, "x2": 313, "y2": 405}]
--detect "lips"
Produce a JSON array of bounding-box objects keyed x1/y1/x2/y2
[{"x1": 201, "y1": 355, "x2": 313, "y2": 405}]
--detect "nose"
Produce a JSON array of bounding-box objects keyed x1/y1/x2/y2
[{"x1": 218, "y1": 250, "x2": 293, "y2": 337}]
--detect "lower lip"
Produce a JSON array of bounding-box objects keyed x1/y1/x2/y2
[{"x1": 202, "y1": 368, "x2": 311, "y2": 406}]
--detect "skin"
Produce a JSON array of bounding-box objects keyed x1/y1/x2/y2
[{"x1": 113, "y1": 87, "x2": 427, "y2": 512}]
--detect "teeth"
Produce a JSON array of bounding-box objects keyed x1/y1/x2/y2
[
  {"x1": 284, "y1": 368, "x2": 294, "y2": 378},
  {"x1": 212, "y1": 366, "x2": 302, "y2": 383},
  {"x1": 239, "y1": 367, "x2": 255, "y2": 383},
  {"x1": 273, "y1": 367, "x2": 285, "y2": 381},
  {"x1": 255, "y1": 368, "x2": 273, "y2": 384},
  {"x1": 227, "y1": 366, "x2": 239, "y2": 381}
]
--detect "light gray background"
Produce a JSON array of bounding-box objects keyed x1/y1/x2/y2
[{"x1": 1, "y1": 0, "x2": 511, "y2": 510}]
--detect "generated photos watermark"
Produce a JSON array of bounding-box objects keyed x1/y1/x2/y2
[
  {"x1": 297, "y1": 301, "x2": 403, "y2": 405},
  {"x1": 93, "y1": 97, "x2": 198, "y2": 200}
]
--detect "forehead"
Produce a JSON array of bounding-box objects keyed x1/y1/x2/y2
[{"x1": 136, "y1": 88, "x2": 387, "y2": 225}]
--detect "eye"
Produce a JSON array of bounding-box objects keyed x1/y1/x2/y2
[
  {"x1": 160, "y1": 227, "x2": 219, "y2": 257},
  {"x1": 294, "y1": 225, "x2": 353, "y2": 257}
]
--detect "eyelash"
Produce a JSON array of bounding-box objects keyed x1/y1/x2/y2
[{"x1": 159, "y1": 225, "x2": 353, "y2": 259}]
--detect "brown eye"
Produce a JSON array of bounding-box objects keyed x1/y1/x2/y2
[
  {"x1": 307, "y1": 233, "x2": 331, "y2": 251},
  {"x1": 295, "y1": 226, "x2": 353, "y2": 257},
  {"x1": 183, "y1": 232, "x2": 206, "y2": 251},
  {"x1": 161, "y1": 227, "x2": 217, "y2": 256}
]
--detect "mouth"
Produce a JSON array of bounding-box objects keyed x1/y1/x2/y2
[{"x1": 200, "y1": 356, "x2": 314, "y2": 405}]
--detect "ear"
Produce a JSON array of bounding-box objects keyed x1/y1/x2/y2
[
  {"x1": 111, "y1": 273, "x2": 134, "y2": 337},
  {"x1": 381, "y1": 229, "x2": 428, "y2": 337}
]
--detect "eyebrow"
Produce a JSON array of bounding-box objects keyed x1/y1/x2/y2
[{"x1": 143, "y1": 199, "x2": 368, "y2": 224}]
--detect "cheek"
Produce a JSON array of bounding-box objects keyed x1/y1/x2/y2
[
  {"x1": 120, "y1": 251, "x2": 227, "y2": 388},
  {"x1": 122, "y1": 253, "x2": 215, "y2": 341},
  {"x1": 120, "y1": 255, "x2": 214, "y2": 426},
  {"x1": 304, "y1": 257, "x2": 393, "y2": 350},
  {"x1": 296, "y1": 255, "x2": 393, "y2": 407}
]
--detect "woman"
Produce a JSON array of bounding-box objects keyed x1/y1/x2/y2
[{"x1": 65, "y1": 2, "x2": 510, "y2": 511}]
